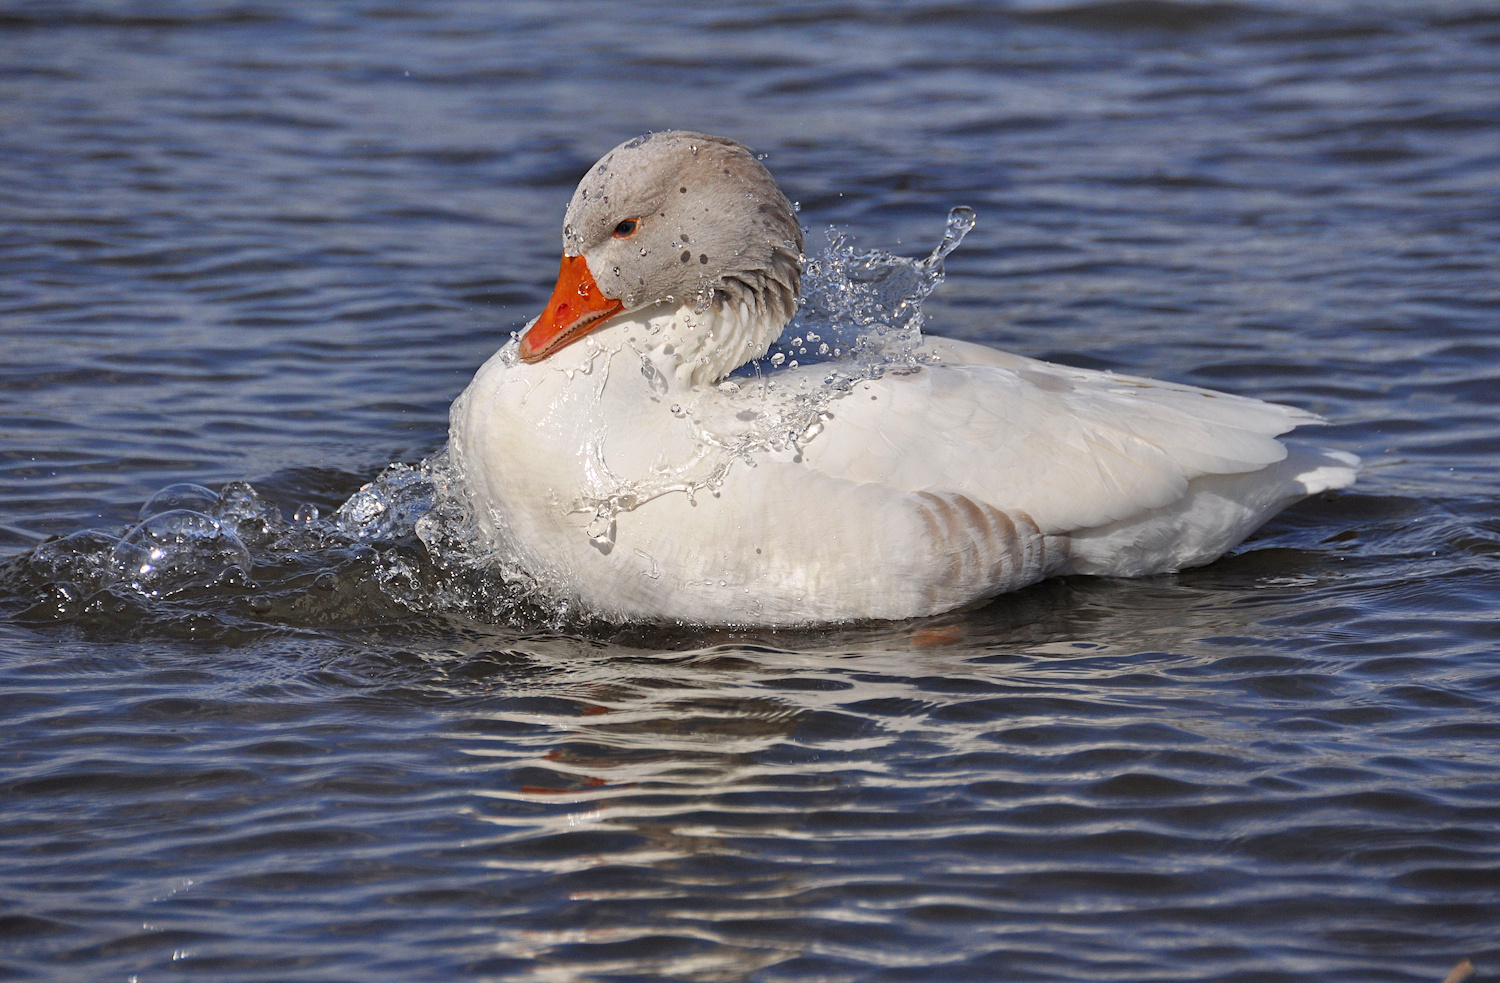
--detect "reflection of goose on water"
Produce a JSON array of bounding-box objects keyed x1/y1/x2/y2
[{"x1": 450, "y1": 131, "x2": 1357, "y2": 626}]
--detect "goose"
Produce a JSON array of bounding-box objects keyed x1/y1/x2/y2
[{"x1": 447, "y1": 130, "x2": 1357, "y2": 625}]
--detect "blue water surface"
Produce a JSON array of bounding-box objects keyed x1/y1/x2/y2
[{"x1": 1, "y1": 2, "x2": 1498, "y2": 980}]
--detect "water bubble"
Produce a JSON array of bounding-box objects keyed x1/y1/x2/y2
[
  {"x1": 108, "y1": 510, "x2": 252, "y2": 597},
  {"x1": 293, "y1": 503, "x2": 320, "y2": 525},
  {"x1": 212, "y1": 481, "x2": 283, "y2": 546},
  {"x1": 140, "y1": 483, "x2": 218, "y2": 520},
  {"x1": 28, "y1": 529, "x2": 123, "y2": 595}
]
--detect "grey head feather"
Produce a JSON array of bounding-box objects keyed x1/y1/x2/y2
[{"x1": 562, "y1": 131, "x2": 803, "y2": 329}]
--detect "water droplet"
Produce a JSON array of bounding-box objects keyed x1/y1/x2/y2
[
  {"x1": 640, "y1": 357, "x2": 669, "y2": 396},
  {"x1": 586, "y1": 512, "x2": 616, "y2": 554}
]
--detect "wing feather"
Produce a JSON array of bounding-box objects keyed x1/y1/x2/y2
[{"x1": 800, "y1": 338, "x2": 1319, "y2": 534}]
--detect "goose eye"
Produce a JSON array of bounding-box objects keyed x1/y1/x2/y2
[{"x1": 613, "y1": 219, "x2": 638, "y2": 238}]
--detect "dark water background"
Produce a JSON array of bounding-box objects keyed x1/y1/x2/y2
[{"x1": 3, "y1": 1, "x2": 1499, "y2": 980}]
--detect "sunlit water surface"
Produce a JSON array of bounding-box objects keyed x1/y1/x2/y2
[{"x1": 2, "y1": 2, "x2": 1498, "y2": 981}]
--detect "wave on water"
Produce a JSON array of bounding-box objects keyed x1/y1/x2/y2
[{"x1": 0, "y1": 209, "x2": 977, "y2": 635}]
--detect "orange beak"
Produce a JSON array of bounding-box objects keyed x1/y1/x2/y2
[{"x1": 518, "y1": 254, "x2": 625, "y2": 363}]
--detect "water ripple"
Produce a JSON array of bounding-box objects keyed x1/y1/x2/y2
[{"x1": 3, "y1": 0, "x2": 1499, "y2": 980}]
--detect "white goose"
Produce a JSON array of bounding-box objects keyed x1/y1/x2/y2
[{"x1": 448, "y1": 131, "x2": 1357, "y2": 625}]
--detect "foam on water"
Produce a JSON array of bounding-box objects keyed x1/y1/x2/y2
[{"x1": 3, "y1": 211, "x2": 975, "y2": 630}]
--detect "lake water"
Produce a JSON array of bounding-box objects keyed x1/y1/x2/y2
[{"x1": 2, "y1": 1, "x2": 1498, "y2": 980}]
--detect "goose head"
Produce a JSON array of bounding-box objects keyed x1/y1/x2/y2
[{"x1": 518, "y1": 131, "x2": 804, "y2": 385}]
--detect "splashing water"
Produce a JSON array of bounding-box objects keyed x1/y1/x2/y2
[
  {"x1": 764, "y1": 205, "x2": 976, "y2": 373},
  {"x1": 546, "y1": 206, "x2": 979, "y2": 547},
  {"x1": 2, "y1": 209, "x2": 976, "y2": 631}
]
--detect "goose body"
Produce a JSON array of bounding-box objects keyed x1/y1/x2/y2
[{"x1": 449, "y1": 131, "x2": 1357, "y2": 625}]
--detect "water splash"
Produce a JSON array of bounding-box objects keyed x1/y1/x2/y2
[
  {"x1": 2, "y1": 209, "x2": 975, "y2": 631},
  {"x1": 550, "y1": 207, "x2": 979, "y2": 540},
  {"x1": 761, "y1": 205, "x2": 976, "y2": 373}
]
